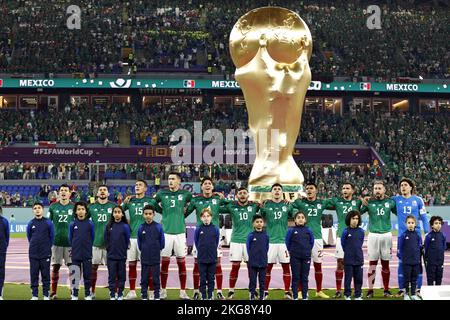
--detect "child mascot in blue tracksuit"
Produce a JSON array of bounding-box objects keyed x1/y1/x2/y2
[
  {"x1": 0, "y1": 206, "x2": 10, "y2": 300},
  {"x1": 137, "y1": 205, "x2": 165, "y2": 300},
  {"x1": 194, "y1": 208, "x2": 220, "y2": 300},
  {"x1": 69, "y1": 202, "x2": 95, "y2": 300},
  {"x1": 246, "y1": 214, "x2": 269, "y2": 300},
  {"x1": 285, "y1": 211, "x2": 314, "y2": 300},
  {"x1": 424, "y1": 216, "x2": 446, "y2": 286},
  {"x1": 341, "y1": 210, "x2": 365, "y2": 300},
  {"x1": 27, "y1": 202, "x2": 54, "y2": 300},
  {"x1": 398, "y1": 215, "x2": 422, "y2": 300},
  {"x1": 104, "y1": 206, "x2": 130, "y2": 300}
]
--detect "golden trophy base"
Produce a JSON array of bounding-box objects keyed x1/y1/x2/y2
[{"x1": 248, "y1": 184, "x2": 305, "y2": 202}]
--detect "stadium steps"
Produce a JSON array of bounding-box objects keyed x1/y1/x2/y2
[{"x1": 119, "y1": 123, "x2": 131, "y2": 147}]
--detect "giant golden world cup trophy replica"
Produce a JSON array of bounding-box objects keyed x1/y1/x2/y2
[{"x1": 229, "y1": 7, "x2": 312, "y2": 201}]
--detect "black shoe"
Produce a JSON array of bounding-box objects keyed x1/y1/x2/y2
[
  {"x1": 365, "y1": 290, "x2": 374, "y2": 299},
  {"x1": 395, "y1": 290, "x2": 405, "y2": 298},
  {"x1": 227, "y1": 291, "x2": 234, "y2": 300},
  {"x1": 333, "y1": 291, "x2": 342, "y2": 299},
  {"x1": 263, "y1": 291, "x2": 269, "y2": 300},
  {"x1": 383, "y1": 290, "x2": 393, "y2": 298},
  {"x1": 193, "y1": 292, "x2": 201, "y2": 300},
  {"x1": 284, "y1": 291, "x2": 293, "y2": 300}
]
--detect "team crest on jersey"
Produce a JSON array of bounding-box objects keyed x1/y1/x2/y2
[
  {"x1": 282, "y1": 206, "x2": 287, "y2": 212},
  {"x1": 199, "y1": 201, "x2": 203, "y2": 205},
  {"x1": 68, "y1": 209, "x2": 73, "y2": 215},
  {"x1": 142, "y1": 231, "x2": 146, "y2": 234},
  {"x1": 406, "y1": 236, "x2": 409, "y2": 240},
  {"x1": 212, "y1": 199, "x2": 217, "y2": 205},
  {"x1": 144, "y1": 202, "x2": 148, "y2": 206},
  {"x1": 178, "y1": 195, "x2": 183, "y2": 201},
  {"x1": 108, "y1": 208, "x2": 112, "y2": 213},
  {"x1": 385, "y1": 203, "x2": 390, "y2": 208},
  {"x1": 247, "y1": 207, "x2": 252, "y2": 212},
  {"x1": 317, "y1": 204, "x2": 322, "y2": 210},
  {"x1": 412, "y1": 201, "x2": 417, "y2": 206},
  {"x1": 351, "y1": 200, "x2": 356, "y2": 206}
]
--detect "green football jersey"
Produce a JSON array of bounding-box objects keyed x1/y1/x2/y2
[
  {"x1": 220, "y1": 201, "x2": 260, "y2": 243},
  {"x1": 328, "y1": 197, "x2": 362, "y2": 237},
  {"x1": 186, "y1": 194, "x2": 230, "y2": 226},
  {"x1": 293, "y1": 198, "x2": 331, "y2": 239},
  {"x1": 260, "y1": 200, "x2": 295, "y2": 244},
  {"x1": 48, "y1": 201, "x2": 75, "y2": 247},
  {"x1": 89, "y1": 201, "x2": 116, "y2": 247},
  {"x1": 122, "y1": 196, "x2": 160, "y2": 238},
  {"x1": 155, "y1": 189, "x2": 192, "y2": 234},
  {"x1": 361, "y1": 198, "x2": 396, "y2": 234}
]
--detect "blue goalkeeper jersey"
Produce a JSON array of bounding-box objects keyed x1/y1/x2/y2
[{"x1": 392, "y1": 195, "x2": 429, "y2": 236}]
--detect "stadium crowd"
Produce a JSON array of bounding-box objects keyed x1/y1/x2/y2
[{"x1": 0, "y1": 1, "x2": 448, "y2": 79}]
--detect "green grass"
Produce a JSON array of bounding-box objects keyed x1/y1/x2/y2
[
  {"x1": 10, "y1": 233, "x2": 27, "y2": 238},
  {"x1": 2, "y1": 283, "x2": 402, "y2": 300}
]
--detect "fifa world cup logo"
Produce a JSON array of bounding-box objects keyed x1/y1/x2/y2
[{"x1": 229, "y1": 7, "x2": 312, "y2": 199}]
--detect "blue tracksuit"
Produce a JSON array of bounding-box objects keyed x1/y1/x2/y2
[
  {"x1": 27, "y1": 217, "x2": 54, "y2": 297},
  {"x1": 246, "y1": 230, "x2": 269, "y2": 300},
  {"x1": 69, "y1": 218, "x2": 95, "y2": 297},
  {"x1": 341, "y1": 227, "x2": 365, "y2": 298},
  {"x1": 398, "y1": 229, "x2": 422, "y2": 296},
  {"x1": 393, "y1": 195, "x2": 428, "y2": 290},
  {"x1": 137, "y1": 221, "x2": 165, "y2": 299},
  {"x1": 285, "y1": 225, "x2": 314, "y2": 300},
  {"x1": 424, "y1": 230, "x2": 446, "y2": 285},
  {"x1": 194, "y1": 223, "x2": 220, "y2": 300},
  {"x1": 104, "y1": 221, "x2": 130, "y2": 298},
  {"x1": 0, "y1": 216, "x2": 10, "y2": 297}
]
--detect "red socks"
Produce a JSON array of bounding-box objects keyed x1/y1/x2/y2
[
  {"x1": 281, "y1": 263, "x2": 291, "y2": 292},
  {"x1": 193, "y1": 260, "x2": 200, "y2": 290},
  {"x1": 51, "y1": 264, "x2": 60, "y2": 295},
  {"x1": 91, "y1": 265, "x2": 98, "y2": 293},
  {"x1": 314, "y1": 262, "x2": 323, "y2": 292},
  {"x1": 216, "y1": 262, "x2": 223, "y2": 291},
  {"x1": 368, "y1": 260, "x2": 378, "y2": 290},
  {"x1": 128, "y1": 261, "x2": 137, "y2": 291},
  {"x1": 381, "y1": 260, "x2": 390, "y2": 291},
  {"x1": 335, "y1": 269, "x2": 344, "y2": 291},
  {"x1": 264, "y1": 264, "x2": 274, "y2": 291},
  {"x1": 229, "y1": 262, "x2": 241, "y2": 290},
  {"x1": 176, "y1": 257, "x2": 187, "y2": 290},
  {"x1": 160, "y1": 257, "x2": 170, "y2": 289}
]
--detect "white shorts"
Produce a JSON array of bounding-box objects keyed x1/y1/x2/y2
[
  {"x1": 229, "y1": 242, "x2": 248, "y2": 262},
  {"x1": 161, "y1": 233, "x2": 187, "y2": 258},
  {"x1": 92, "y1": 247, "x2": 107, "y2": 265},
  {"x1": 312, "y1": 239, "x2": 324, "y2": 263},
  {"x1": 268, "y1": 243, "x2": 290, "y2": 264},
  {"x1": 367, "y1": 232, "x2": 392, "y2": 261},
  {"x1": 127, "y1": 239, "x2": 140, "y2": 262},
  {"x1": 51, "y1": 246, "x2": 72, "y2": 265},
  {"x1": 192, "y1": 243, "x2": 223, "y2": 259},
  {"x1": 335, "y1": 237, "x2": 344, "y2": 259}
]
